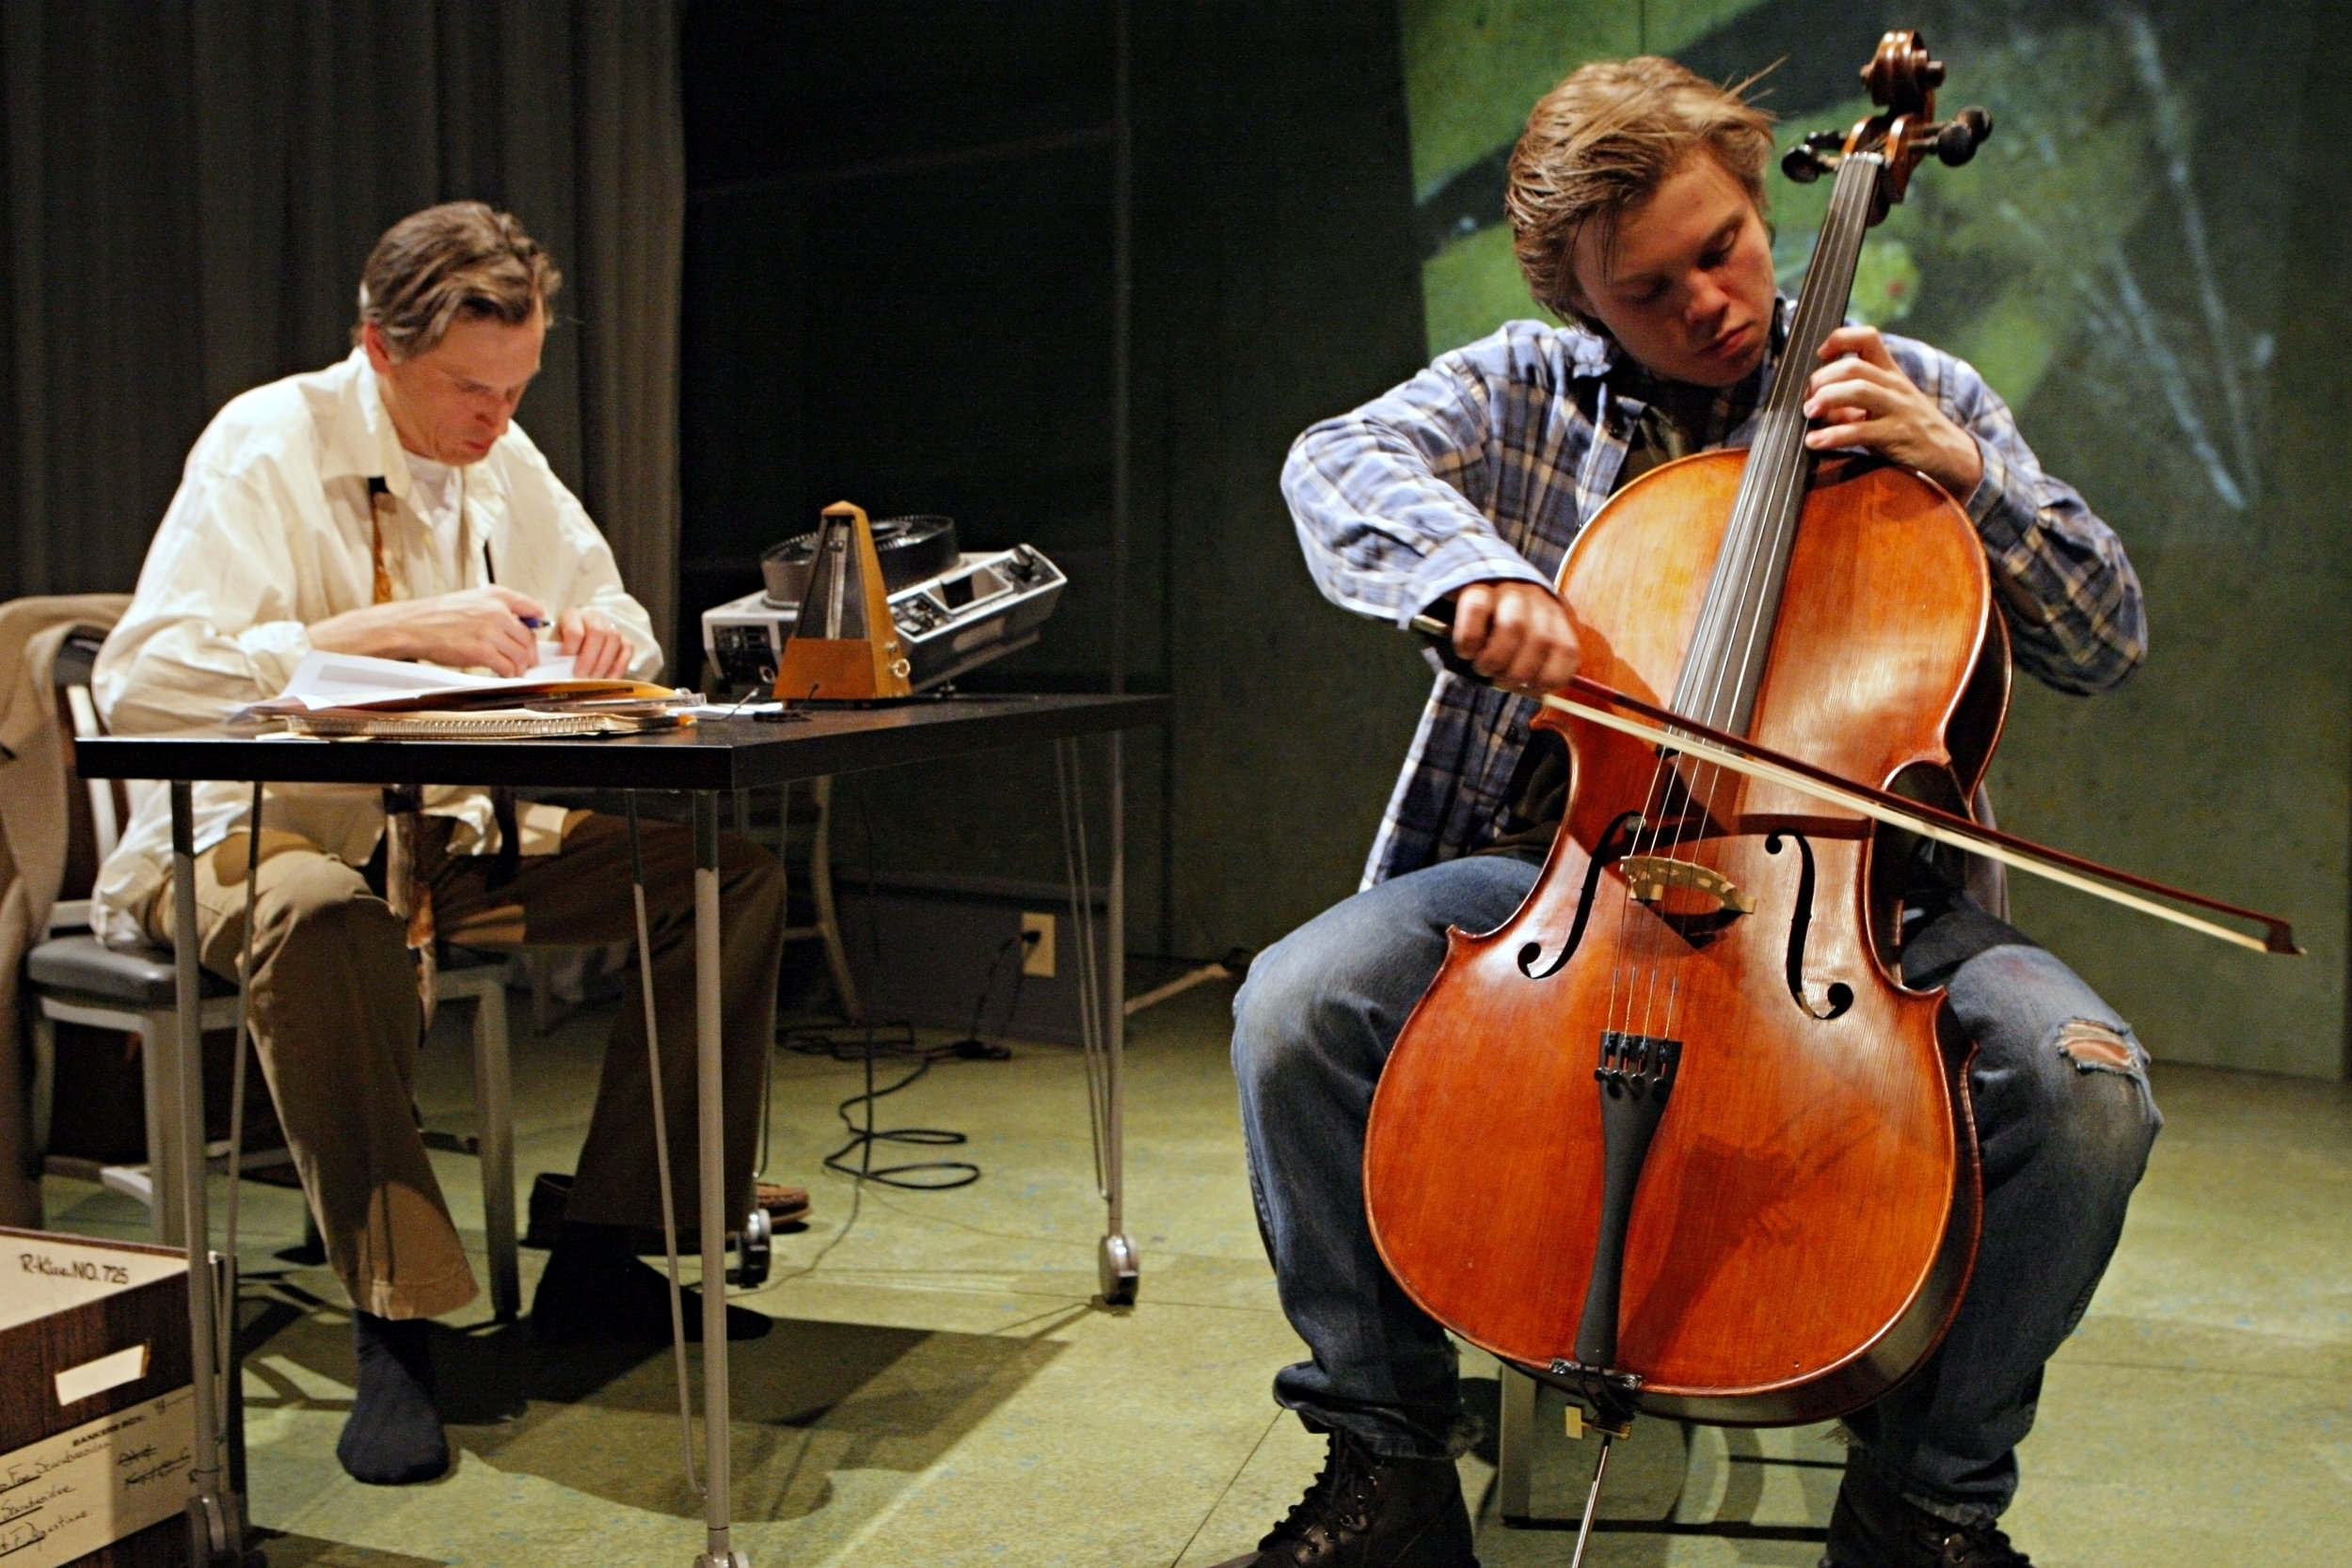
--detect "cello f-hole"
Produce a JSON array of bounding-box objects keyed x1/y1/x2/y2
[
  {"x1": 1520, "y1": 811, "x2": 1647, "y2": 980},
  {"x1": 1765, "y1": 830, "x2": 1855, "y2": 1020}
]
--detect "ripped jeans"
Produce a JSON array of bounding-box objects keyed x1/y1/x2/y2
[{"x1": 1230, "y1": 854, "x2": 2160, "y2": 1524}]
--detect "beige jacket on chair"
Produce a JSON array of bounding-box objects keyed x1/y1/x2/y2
[{"x1": 0, "y1": 594, "x2": 132, "y2": 1227}]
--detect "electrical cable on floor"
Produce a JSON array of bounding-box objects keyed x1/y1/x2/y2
[
  {"x1": 781, "y1": 784, "x2": 1060, "y2": 1189},
  {"x1": 779, "y1": 933, "x2": 1025, "y2": 1192},
  {"x1": 947, "y1": 929, "x2": 1032, "y2": 1061},
  {"x1": 776, "y1": 781, "x2": 982, "y2": 1189},
  {"x1": 784, "y1": 1019, "x2": 978, "y2": 1190}
]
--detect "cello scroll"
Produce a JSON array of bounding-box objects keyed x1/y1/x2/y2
[{"x1": 1779, "y1": 30, "x2": 1994, "y2": 211}]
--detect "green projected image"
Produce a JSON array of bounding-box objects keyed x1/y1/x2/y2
[
  {"x1": 1402, "y1": 1, "x2": 2272, "y2": 516},
  {"x1": 1394, "y1": 1, "x2": 2347, "y2": 1075}
]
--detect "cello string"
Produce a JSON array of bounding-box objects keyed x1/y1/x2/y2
[
  {"x1": 1629, "y1": 166, "x2": 1857, "y2": 1036},
  {"x1": 1654, "y1": 155, "x2": 1877, "y2": 1042},
  {"x1": 1606, "y1": 150, "x2": 1876, "y2": 1046},
  {"x1": 1696, "y1": 163, "x2": 1876, "y2": 792},
  {"x1": 1676, "y1": 162, "x2": 1869, "y2": 876},
  {"x1": 1612, "y1": 356, "x2": 1808, "y2": 1038},
  {"x1": 1613, "y1": 424, "x2": 1764, "y2": 1038},
  {"x1": 1695, "y1": 159, "x2": 1871, "y2": 746},
  {"x1": 1687, "y1": 159, "x2": 1872, "y2": 797},
  {"x1": 1635, "y1": 177, "x2": 1852, "y2": 1037}
]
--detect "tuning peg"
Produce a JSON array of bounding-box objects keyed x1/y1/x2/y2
[
  {"x1": 1781, "y1": 130, "x2": 1845, "y2": 184},
  {"x1": 1933, "y1": 106, "x2": 1993, "y2": 166}
]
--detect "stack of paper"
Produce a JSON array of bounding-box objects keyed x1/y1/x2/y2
[{"x1": 242, "y1": 651, "x2": 696, "y2": 739}]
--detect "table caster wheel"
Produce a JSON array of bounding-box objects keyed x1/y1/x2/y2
[
  {"x1": 730, "y1": 1207, "x2": 771, "y2": 1287},
  {"x1": 1098, "y1": 1232, "x2": 1138, "y2": 1305}
]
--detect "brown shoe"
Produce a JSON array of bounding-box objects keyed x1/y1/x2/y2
[
  {"x1": 523, "y1": 1171, "x2": 812, "y2": 1251},
  {"x1": 757, "y1": 1181, "x2": 811, "y2": 1223}
]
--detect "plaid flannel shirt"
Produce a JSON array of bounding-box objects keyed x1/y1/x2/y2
[{"x1": 1281, "y1": 309, "x2": 2147, "y2": 889}]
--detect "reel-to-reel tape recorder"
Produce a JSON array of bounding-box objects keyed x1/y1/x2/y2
[{"x1": 702, "y1": 510, "x2": 1065, "y2": 695}]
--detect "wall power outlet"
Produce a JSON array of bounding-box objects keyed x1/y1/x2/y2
[{"x1": 1021, "y1": 911, "x2": 1057, "y2": 978}]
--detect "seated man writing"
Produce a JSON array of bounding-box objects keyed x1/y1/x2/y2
[{"x1": 91, "y1": 202, "x2": 787, "y2": 1487}]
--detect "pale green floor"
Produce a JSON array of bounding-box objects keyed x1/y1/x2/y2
[{"x1": 40, "y1": 980, "x2": 2352, "y2": 1567}]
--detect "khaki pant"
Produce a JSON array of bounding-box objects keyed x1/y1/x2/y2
[{"x1": 147, "y1": 812, "x2": 785, "y2": 1320}]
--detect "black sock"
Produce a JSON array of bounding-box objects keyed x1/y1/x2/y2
[{"x1": 336, "y1": 1313, "x2": 450, "y2": 1485}]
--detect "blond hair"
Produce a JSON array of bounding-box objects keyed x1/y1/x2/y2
[
  {"x1": 354, "y1": 201, "x2": 561, "y2": 360},
  {"x1": 1505, "y1": 56, "x2": 1775, "y2": 327}
]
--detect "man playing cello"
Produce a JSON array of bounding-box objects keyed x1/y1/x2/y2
[{"x1": 1231, "y1": 56, "x2": 2157, "y2": 1568}]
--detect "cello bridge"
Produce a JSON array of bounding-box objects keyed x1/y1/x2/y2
[{"x1": 1622, "y1": 854, "x2": 1755, "y2": 915}]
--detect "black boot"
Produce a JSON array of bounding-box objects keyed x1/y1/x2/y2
[
  {"x1": 531, "y1": 1221, "x2": 771, "y2": 1343},
  {"x1": 1822, "y1": 1458, "x2": 2031, "y2": 1567},
  {"x1": 336, "y1": 1313, "x2": 450, "y2": 1485},
  {"x1": 1240, "y1": 1427, "x2": 1477, "y2": 1567}
]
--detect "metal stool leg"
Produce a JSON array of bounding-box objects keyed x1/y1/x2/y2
[
  {"x1": 1498, "y1": 1364, "x2": 1537, "y2": 1522},
  {"x1": 525, "y1": 951, "x2": 557, "y2": 1036},
  {"x1": 142, "y1": 1005, "x2": 183, "y2": 1246},
  {"x1": 469, "y1": 981, "x2": 520, "y2": 1323},
  {"x1": 28, "y1": 1007, "x2": 56, "y2": 1159}
]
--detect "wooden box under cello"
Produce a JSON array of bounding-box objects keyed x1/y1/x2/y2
[{"x1": 1363, "y1": 446, "x2": 2007, "y2": 1427}]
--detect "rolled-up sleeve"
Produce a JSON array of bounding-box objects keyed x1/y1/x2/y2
[{"x1": 1281, "y1": 356, "x2": 1551, "y2": 629}]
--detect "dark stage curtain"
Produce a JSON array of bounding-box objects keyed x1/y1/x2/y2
[{"x1": 0, "y1": 0, "x2": 686, "y2": 667}]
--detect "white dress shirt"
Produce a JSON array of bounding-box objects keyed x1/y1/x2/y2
[{"x1": 90, "y1": 348, "x2": 661, "y2": 947}]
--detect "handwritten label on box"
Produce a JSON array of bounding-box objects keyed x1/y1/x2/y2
[
  {"x1": 0, "y1": 1386, "x2": 194, "y2": 1565},
  {"x1": 0, "y1": 1243, "x2": 183, "y2": 1336}
]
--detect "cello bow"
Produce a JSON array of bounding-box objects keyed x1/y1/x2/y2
[{"x1": 1409, "y1": 613, "x2": 2301, "y2": 957}]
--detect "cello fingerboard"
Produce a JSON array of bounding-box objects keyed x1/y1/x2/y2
[{"x1": 1672, "y1": 151, "x2": 1883, "y2": 739}]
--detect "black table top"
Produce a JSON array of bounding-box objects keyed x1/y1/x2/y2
[{"x1": 73, "y1": 693, "x2": 1171, "y2": 792}]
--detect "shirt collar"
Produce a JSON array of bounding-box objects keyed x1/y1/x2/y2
[
  {"x1": 317, "y1": 347, "x2": 419, "y2": 500},
  {"x1": 316, "y1": 348, "x2": 515, "y2": 528},
  {"x1": 1575, "y1": 294, "x2": 1791, "y2": 444},
  {"x1": 1567, "y1": 294, "x2": 1792, "y2": 384}
]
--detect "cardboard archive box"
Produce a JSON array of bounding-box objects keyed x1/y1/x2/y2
[{"x1": 0, "y1": 1227, "x2": 196, "y2": 1567}]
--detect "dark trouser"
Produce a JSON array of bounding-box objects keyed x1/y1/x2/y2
[{"x1": 1230, "y1": 855, "x2": 2159, "y2": 1524}]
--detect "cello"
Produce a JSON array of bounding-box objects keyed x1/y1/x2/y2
[{"x1": 1359, "y1": 30, "x2": 2291, "y2": 1555}]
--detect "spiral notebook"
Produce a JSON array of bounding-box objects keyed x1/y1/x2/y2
[{"x1": 278, "y1": 704, "x2": 691, "y2": 739}]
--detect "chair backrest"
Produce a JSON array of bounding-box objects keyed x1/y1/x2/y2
[{"x1": 48, "y1": 628, "x2": 123, "y2": 932}]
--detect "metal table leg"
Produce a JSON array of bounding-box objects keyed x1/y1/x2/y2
[
  {"x1": 171, "y1": 782, "x2": 244, "y2": 1562},
  {"x1": 1101, "y1": 733, "x2": 1134, "y2": 1302},
  {"x1": 1056, "y1": 737, "x2": 1137, "y2": 1305},
  {"x1": 692, "y1": 792, "x2": 747, "y2": 1568}
]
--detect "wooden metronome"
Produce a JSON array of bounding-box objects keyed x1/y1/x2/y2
[{"x1": 771, "y1": 501, "x2": 914, "y2": 701}]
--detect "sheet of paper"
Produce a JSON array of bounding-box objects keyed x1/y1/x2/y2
[
  {"x1": 681, "y1": 699, "x2": 787, "y2": 718},
  {"x1": 275, "y1": 649, "x2": 576, "y2": 710},
  {"x1": 0, "y1": 1386, "x2": 195, "y2": 1567}
]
